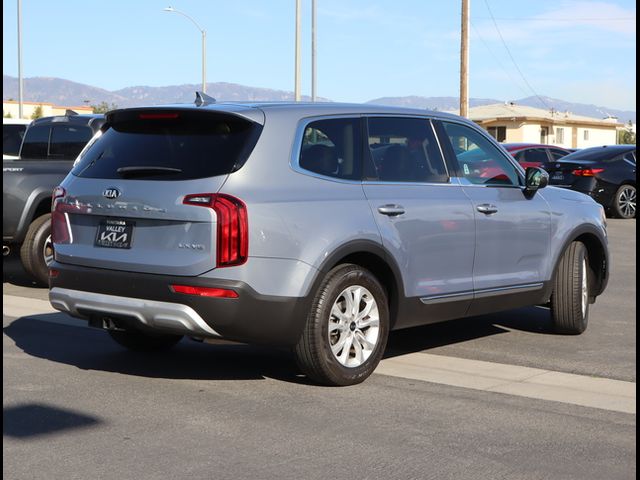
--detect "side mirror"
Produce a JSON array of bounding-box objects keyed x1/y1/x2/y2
[{"x1": 525, "y1": 167, "x2": 549, "y2": 194}]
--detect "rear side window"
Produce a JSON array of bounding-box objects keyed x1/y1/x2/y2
[
  {"x1": 19, "y1": 124, "x2": 93, "y2": 160},
  {"x1": 366, "y1": 117, "x2": 448, "y2": 183},
  {"x1": 49, "y1": 125, "x2": 93, "y2": 160},
  {"x1": 299, "y1": 118, "x2": 361, "y2": 180},
  {"x1": 3, "y1": 124, "x2": 27, "y2": 157},
  {"x1": 20, "y1": 125, "x2": 50, "y2": 159},
  {"x1": 72, "y1": 110, "x2": 262, "y2": 180}
]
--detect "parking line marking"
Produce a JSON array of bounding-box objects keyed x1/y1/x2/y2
[
  {"x1": 4, "y1": 293, "x2": 636, "y2": 413},
  {"x1": 376, "y1": 353, "x2": 636, "y2": 414}
]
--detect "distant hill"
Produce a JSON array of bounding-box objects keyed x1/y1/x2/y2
[
  {"x1": 368, "y1": 94, "x2": 635, "y2": 123},
  {"x1": 2, "y1": 75, "x2": 324, "y2": 108},
  {"x1": 3, "y1": 75, "x2": 635, "y2": 123}
]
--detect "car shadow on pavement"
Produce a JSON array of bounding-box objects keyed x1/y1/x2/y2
[
  {"x1": 5, "y1": 305, "x2": 555, "y2": 384},
  {"x1": 3, "y1": 314, "x2": 309, "y2": 385},
  {"x1": 384, "y1": 305, "x2": 555, "y2": 358},
  {"x1": 3, "y1": 252, "x2": 46, "y2": 288}
]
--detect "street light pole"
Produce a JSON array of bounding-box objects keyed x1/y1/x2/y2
[
  {"x1": 164, "y1": 6, "x2": 207, "y2": 93},
  {"x1": 459, "y1": 0, "x2": 470, "y2": 118},
  {"x1": 294, "y1": 0, "x2": 301, "y2": 101},
  {"x1": 17, "y1": 0, "x2": 24, "y2": 118},
  {"x1": 311, "y1": 0, "x2": 317, "y2": 102}
]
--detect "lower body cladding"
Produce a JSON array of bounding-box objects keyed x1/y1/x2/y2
[{"x1": 48, "y1": 262, "x2": 312, "y2": 346}]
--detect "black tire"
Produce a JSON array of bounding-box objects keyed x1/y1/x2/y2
[
  {"x1": 611, "y1": 184, "x2": 636, "y2": 219},
  {"x1": 108, "y1": 329, "x2": 183, "y2": 352},
  {"x1": 550, "y1": 242, "x2": 590, "y2": 334},
  {"x1": 294, "y1": 264, "x2": 390, "y2": 386},
  {"x1": 19, "y1": 213, "x2": 52, "y2": 286}
]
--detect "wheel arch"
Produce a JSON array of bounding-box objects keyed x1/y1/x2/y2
[
  {"x1": 313, "y1": 240, "x2": 405, "y2": 329},
  {"x1": 553, "y1": 226, "x2": 609, "y2": 299}
]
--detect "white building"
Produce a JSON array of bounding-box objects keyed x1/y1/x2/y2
[{"x1": 463, "y1": 103, "x2": 621, "y2": 148}]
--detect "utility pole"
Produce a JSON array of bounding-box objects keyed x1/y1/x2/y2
[
  {"x1": 311, "y1": 0, "x2": 317, "y2": 102},
  {"x1": 294, "y1": 0, "x2": 302, "y2": 101},
  {"x1": 459, "y1": 0, "x2": 470, "y2": 118},
  {"x1": 17, "y1": 0, "x2": 24, "y2": 118}
]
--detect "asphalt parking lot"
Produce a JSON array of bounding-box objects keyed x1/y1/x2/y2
[{"x1": 3, "y1": 219, "x2": 636, "y2": 479}]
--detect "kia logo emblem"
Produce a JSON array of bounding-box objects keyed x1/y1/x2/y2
[{"x1": 103, "y1": 188, "x2": 121, "y2": 199}]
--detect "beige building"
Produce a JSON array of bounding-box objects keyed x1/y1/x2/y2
[
  {"x1": 464, "y1": 103, "x2": 621, "y2": 148},
  {"x1": 3, "y1": 100, "x2": 93, "y2": 119}
]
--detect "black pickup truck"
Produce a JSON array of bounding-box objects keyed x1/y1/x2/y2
[{"x1": 3, "y1": 113, "x2": 105, "y2": 284}]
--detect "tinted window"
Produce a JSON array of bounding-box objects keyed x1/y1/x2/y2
[
  {"x1": 299, "y1": 118, "x2": 361, "y2": 180},
  {"x1": 20, "y1": 125, "x2": 50, "y2": 159},
  {"x1": 366, "y1": 117, "x2": 448, "y2": 183},
  {"x1": 549, "y1": 148, "x2": 568, "y2": 160},
  {"x1": 73, "y1": 111, "x2": 262, "y2": 180},
  {"x1": 3, "y1": 124, "x2": 27, "y2": 156},
  {"x1": 49, "y1": 125, "x2": 93, "y2": 160},
  {"x1": 522, "y1": 148, "x2": 549, "y2": 164},
  {"x1": 623, "y1": 152, "x2": 636, "y2": 165},
  {"x1": 441, "y1": 122, "x2": 520, "y2": 186}
]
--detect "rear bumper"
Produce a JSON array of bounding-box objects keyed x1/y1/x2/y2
[{"x1": 48, "y1": 262, "x2": 311, "y2": 346}]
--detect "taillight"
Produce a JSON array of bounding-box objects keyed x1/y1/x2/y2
[
  {"x1": 572, "y1": 168, "x2": 605, "y2": 177},
  {"x1": 51, "y1": 186, "x2": 72, "y2": 244},
  {"x1": 138, "y1": 113, "x2": 180, "y2": 120},
  {"x1": 183, "y1": 193, "x2": 248, "y2": 267},
  {"x1": 170, "y1": 285, "x2": 238, "y2": 298}
]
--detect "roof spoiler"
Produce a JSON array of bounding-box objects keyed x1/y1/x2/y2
[{"x1": 194, "y1": 91, "x2": 216, "y2": 107}]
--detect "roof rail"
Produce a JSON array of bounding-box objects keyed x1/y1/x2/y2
[{"x1": 194, "y1": 91, "x2": 216, "y2": 107}]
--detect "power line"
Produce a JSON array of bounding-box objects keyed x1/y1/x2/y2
[
  {"x1": 482, "y1": 0, "x2": 550, "y2": 110},
  {"x1": 470, "y1": 19, "x2": 530, "y2": 99}
]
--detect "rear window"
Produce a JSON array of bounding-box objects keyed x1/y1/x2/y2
[{"x1": 72, "y1": 110, "x2": 261, "y2": 180}]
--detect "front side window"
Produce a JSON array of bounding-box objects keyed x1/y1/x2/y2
[
  {"x1": 440, "y1": 121, "x2": 520, "y2": 186},
  {"x1": 299, "y1": 118, "x2": 361, "y2": 180},
  {"x1": 366, "y1": 117, "x2": 448, "y2": 183}
]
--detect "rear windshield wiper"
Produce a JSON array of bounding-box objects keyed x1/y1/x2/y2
[{"x1": 116, "y1": 166, "x2": 183, "y2": 178}]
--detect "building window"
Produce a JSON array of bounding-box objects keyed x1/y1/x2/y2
[
  {"x1": 584, "y1": 130, "x2": 589, "y2": 140},
  {"x1": 487, "y1": 126, "x2": 506, "y2": 142},
  {"x1": 555, "y1": 127, "x2": 564, "y2": 144}
]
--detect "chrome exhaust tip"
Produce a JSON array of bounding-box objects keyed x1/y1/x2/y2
[{"x1": 3, "y1": 245, "x2": 10, "y2": 256}]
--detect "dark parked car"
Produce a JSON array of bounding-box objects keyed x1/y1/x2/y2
[
  {"x1": 3, "y1": 113, "x2": 105, "y2": 284},
  {"x1": 546, "y1": 145, "x2": 636, "y2": 219},
  {"x1": 502, "y1": 143, "x2": 572, "y2": 169}
]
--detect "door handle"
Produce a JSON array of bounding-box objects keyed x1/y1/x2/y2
[
  {"x1": 378, "y1": 204, "x2": 405, "y2": 216},
  {"x1": 476, "y1": 204, "x2": 498, "y2": 215}
]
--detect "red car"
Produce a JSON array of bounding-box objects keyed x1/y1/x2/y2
[{"x1": 502, "y1": 143, "x2": 572, "y2": 169}]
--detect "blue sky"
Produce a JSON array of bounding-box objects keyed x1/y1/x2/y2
[{"x1": 2, "y1": 0, "x2": 636, "y2": 110}]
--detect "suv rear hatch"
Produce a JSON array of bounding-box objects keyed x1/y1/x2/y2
[{"x1": 53, "y1": 107, "x2": 263, "y2": 276}]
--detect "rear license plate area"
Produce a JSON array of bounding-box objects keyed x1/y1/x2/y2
[{"x1": 95, "y1": 219, "x2": 134, "y2": 249}]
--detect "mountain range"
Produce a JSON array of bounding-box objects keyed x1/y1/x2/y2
[{"x1": 3, "y1": 75, "x2": 635, "y2": 123}]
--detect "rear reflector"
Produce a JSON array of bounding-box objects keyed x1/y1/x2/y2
[
  {"x1": 171, "y1": 285, "x2": 239, "y2": 298},
  {"x1": 49, "y1": 269, "x2": 59, "y2": 278},
  {"x1": 572, "y1": 168, "x2": 605, "y2": 177}
]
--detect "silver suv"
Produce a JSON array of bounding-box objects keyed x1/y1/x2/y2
[{"x1": 49, "y1": 100, "x2": 609, "y2": 385}]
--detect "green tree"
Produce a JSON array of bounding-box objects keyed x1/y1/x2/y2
[
  {"x1": 3, "y1": 111, "x2": 12, "y2": 118},
  {"x1": 31, "y1": 105, "x2": 44, "y2": 119},
  {"x1": 91, "y1": 101, "x2": 118, "y2": 114},
  {"x1": 617, "y1": 121, "x2": 636, "y2": 145}
]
